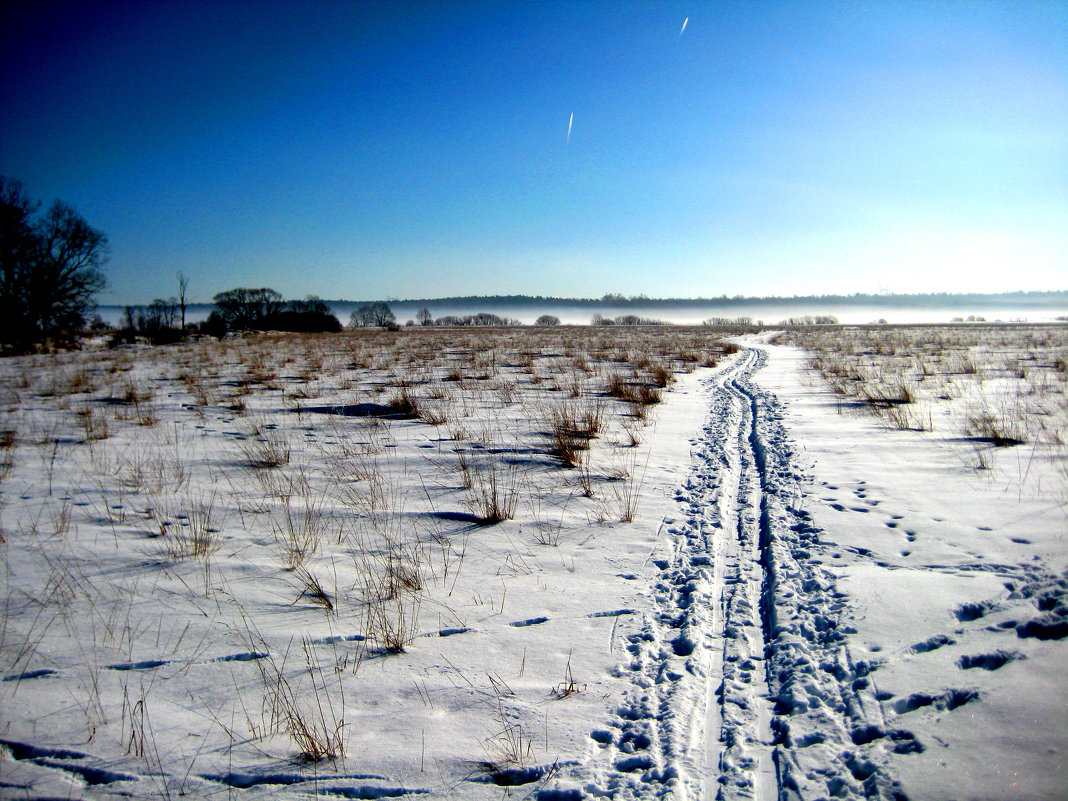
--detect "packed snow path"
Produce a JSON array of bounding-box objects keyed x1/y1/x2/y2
[{"x1": 584, "y1": 346, "x2": 910, "y2": 800}]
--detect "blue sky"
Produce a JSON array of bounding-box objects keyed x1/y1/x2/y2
[{"x1": 2, "y1": 0, "x2": 1065, "y2": 305}]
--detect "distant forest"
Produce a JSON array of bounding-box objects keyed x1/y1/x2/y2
[
  {"x1": 321, "y1": 290, "x2": 1067, "y2": 309},
  {"x1": 149, "y1": 290, "x2": 1068, "y2": 320}
]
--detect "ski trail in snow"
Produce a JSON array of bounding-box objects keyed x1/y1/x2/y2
[
  {"x1": 715, "y1": 345, "x2": 911, "y2": 800},
  {"x1": 706, "y1": 347, "x2": 777, "y2": 800},
  {"x1": 579, "y1": 345, "x2": 911, "y2": 800}
]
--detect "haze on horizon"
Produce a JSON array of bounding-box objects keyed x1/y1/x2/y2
[{"x1": 2, "y1": 0, "x2": 1065, "y2": 306}]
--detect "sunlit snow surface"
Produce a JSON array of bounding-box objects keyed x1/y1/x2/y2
[{"x1": 0, "y1": 325, "x2": 1063, "y2": 800}]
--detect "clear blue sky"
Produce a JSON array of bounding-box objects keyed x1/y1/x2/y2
[{"x1": 2, "y1": 0, "x2": 1065, "y2": 305}]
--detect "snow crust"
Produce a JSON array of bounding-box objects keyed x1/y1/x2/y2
[{"x1": 0, "y1": 326, "x2": 1063, "y2": 800}]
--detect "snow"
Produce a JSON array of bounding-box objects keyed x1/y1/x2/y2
[
  {"x1": 0, "y1": 325, "x2": 1064, "y2": 800},
  {"x1": 758, "y1": 338, "x2": 1067, "y2": 801}
]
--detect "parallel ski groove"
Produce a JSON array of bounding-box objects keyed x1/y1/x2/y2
[
  {"x1": 713, "y1": 351, "x2": 778, "y2": 801},
  {"x1": 572, "y1": 345, "x2": 911, "y2": 800},
  {"x1": 731, "y1": 346, "x2": 909, "y2": 801}
]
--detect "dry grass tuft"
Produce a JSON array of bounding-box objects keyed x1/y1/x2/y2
[
  {"x1": 159, "y1": 494, "x2": 222, "y2": 561},
  {"x1": 465, "y1": 456, "x2": 521, "y2": 523}
]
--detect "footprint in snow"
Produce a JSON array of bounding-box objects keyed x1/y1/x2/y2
[
  {"x1": 891, "y1": 688, "x2": 979, "y2": 715},
  {"x1": 509, "y1": 616, "x2": 549, "y2": 627},
  {"x1": 437, "y1": 627, "x2": 471, "y2": 637},
  {"x1": 210, "y1": 651, "x2": 269, "y2": 663},
  {"x1": 2, "y1": 669, "x2": 57, "y2": 682},
  {"x1": 850, "y1": 725, "x2": 924, "y2": 754},
  {"x1": 908, "y1": 634, "x2": 956, "y2": 654},
  {"x1": 957, "y1": 651, "x2": 1025, "y2": 671},
  {"x1": 615, "y1": 755, "x2": 654, "y2": 773},
  {"x1": 107, "y1": 659, "x2": 169, "y2": 671},
  {"x1": 954, "y1": 599, "x2": 1001, "y2": 622},
  {"x1": 590, "y1": 729, "x2": 614, "y2": 746}
]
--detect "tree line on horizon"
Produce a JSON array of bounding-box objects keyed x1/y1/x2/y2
[
  {"x1": 119, "y1": 289, "x2": 559, "y2": 342},
  {"x1": 116, "y1": 288, "x2": 1068, "y2": 312},
  {"x1": 3, "y1": 177, "x2": 1060, "y2": 353},
  {"x1": 314, "y1": 289, "x2": 1068, "y2": 309},
  {"x1": 0, "y1": 179, "x2": 557, "y2": 350}
]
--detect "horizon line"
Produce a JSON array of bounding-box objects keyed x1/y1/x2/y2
[{"x1": 103, "y1": 289, "x2": 1068, "y2": 307}]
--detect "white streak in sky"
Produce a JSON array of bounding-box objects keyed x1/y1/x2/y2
[
  {"x1": 679, "y1": 17, "x2": 688, "y2": 36},
  {"x1": 567, "y1": 112, "x2": 573, "y2": 143}
]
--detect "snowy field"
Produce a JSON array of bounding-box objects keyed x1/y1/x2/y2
[{"x1": 0, "y1": 324, "x2": 1064, "y2": 800}]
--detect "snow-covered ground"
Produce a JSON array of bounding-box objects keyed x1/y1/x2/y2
[
  {"x1": 0, "y1": 325, "x2": 1064, "y2": 800},
  {"x1": 758, "y1": 336, "x2": 1067, "y2": 801}
]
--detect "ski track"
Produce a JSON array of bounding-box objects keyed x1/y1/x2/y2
[{"x1": 580, "y1": 347, "x2": 911, "y2": 800}]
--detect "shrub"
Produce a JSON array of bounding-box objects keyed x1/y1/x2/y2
[{"x1": 200, "y1": 311, "x2": 228, "y2": 338}]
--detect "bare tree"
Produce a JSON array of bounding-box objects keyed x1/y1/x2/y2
[
  {"x1": 0, "y1": 177, "x2": 108, "y2": 347},
  {"x1": 212, "y1": 287, "x2": 285, "y2": 329},
  {"x1": 148, "y1": 298, "x2": 179, "y2": 329},
  {"x1": 177, "y1": 271, "x2": 189, "y2": 330},
  {"x1": 0, "y1": 179, "x2": 37, "y2": 338},
  {"x1": 349, "y1": 302, "x2": 396, "y2": 329},
  {"x1": 287, "y1": 295, "x2": 331, "y2": 315},
  {"x1": 416, "y1": 307, "x2": 433, "y2": 326}
]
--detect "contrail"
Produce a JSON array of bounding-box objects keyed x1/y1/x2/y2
[
  {"x1": 679, "y1": 16, "x2": 688, "y2": 36},
  {"x1": 567, "y1": 112, "x2": 573, "y2": 143}
]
